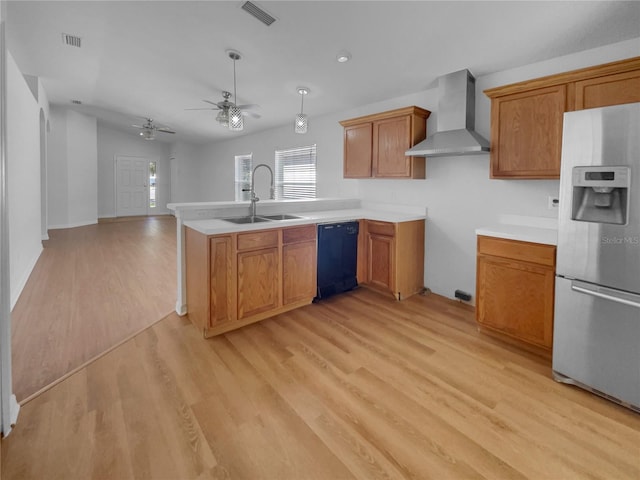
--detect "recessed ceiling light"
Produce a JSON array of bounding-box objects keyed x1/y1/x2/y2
[{"x1": 336, "y1": 51, "x2": 351, "y2": 63}]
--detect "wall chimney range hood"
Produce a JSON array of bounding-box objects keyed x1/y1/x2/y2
[{"x1": 406, "y1": 69, "x2": 490, "y2": 157}]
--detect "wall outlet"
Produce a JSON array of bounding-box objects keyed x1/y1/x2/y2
[
  {"x1": 547, "y1": 196, "x2": 559, "y2": 209},
  {"x1": 454, "y1": 289, "x2": 472, "y2": 302}
]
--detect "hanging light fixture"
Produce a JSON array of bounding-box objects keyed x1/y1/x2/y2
[
  {"x1": 295, "y1": 87, "x2": 309, "y2": 134},
  {"x1": 216, "y1": 109, "x2": 229, "y2": 127},
  {"x1": 140, "y1": 128, "x2": 155, "y2": 140},
  {"x1": 227, "y1": 50, "x2": 244, "y2": 131}
]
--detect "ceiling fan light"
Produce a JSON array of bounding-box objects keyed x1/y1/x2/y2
[
  {"x1": 216, "y1": 109, "x2": 229, "y2": 127},
  {"x1": 229, "y1": 105, "x2": 244, "y2": 131},
  {"x1": 295, "y1": 113, "x2": 308, "y2": 134},
  {"x1": 140, "y1": 129, "x2": 155, "y2": 140}
]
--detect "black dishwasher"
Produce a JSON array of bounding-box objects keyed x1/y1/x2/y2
[{"x1": 315, "y1": 221, "x2": 359, "y2": 300}]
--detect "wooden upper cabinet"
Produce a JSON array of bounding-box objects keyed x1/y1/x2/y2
[
  {"x1": 343, "y1": 123, "x2": 373, "y2": 178},
  {"x1": 485, "y1": 56, "x2": 640, "y2": 180},
  {"x1": 489, "y1": 85, "x2": 567, "y2": 179},
  {"x1": 574, "y1": 69, "x2": 640, "y2": 110},
  {"x1": 373, "y1": 115, "x2": 413, "y2": 177},
  {"x1": 340, "y1": 106, "x2": 430, "y2": 179}
]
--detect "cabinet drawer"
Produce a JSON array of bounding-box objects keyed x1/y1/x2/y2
[
  {"x1": 478, "y1": 235, "x2": 555, "y2": 267},
  {"x1": 283, "y1": 224, "x2": 316, "y2": 245},
  {"x1": 367, "y1": 220, "x2": 395, "y2": 236},
  {"x1": 237, "y1": 230, "x2": 279, "y2": 251}
]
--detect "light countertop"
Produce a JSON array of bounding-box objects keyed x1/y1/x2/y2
[
  {"x1": 475, "y1": 224, "x2": 558, "y2": 246},
  {"x1": 184, "y1": 208, "x2": 426, "y2": 235}
]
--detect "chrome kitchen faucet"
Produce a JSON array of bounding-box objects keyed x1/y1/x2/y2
[{"x1": 245, "y1": 163, "x2": 274, "y2": 218}]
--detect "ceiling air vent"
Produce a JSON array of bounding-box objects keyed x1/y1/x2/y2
[
  {"x1": 241, "y1": 1, "x2": 276, "y2": 26},
  {"x1": 71, "y1": 99, "x2": 82, "y2": 105},
  {"x1": 62, "y1": 33, "x2": 82, "y2": 48}
]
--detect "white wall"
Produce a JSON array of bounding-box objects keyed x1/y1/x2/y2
[
  {"x1": 169, "y1": 141, "x2": 207, "y2": 203},
  {"x1": 195, "y1": 117, "x2": 359, "y2": 203},
  {"x1": 6, "y1": 51, "x2": 43, "y2": 308},
  {"x1": 47, "y1": 107, "x2": 98, "y2": 229},
  {"x1": 97, "y1": 123, "x2": 171, "y2": 217}
]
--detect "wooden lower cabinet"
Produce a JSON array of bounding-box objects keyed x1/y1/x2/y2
[
  {"x1": 476, "y1": 235, "x2": 556, "y2": 351},
  {"x1": 283, "y1": 241, "x2": 316, "y2": 305},
  {"x1": 237, "y1": 247, "x2": 279, "y2": 319},
  {"x1": 360, "y1": 219, "x2": 424, "y2": 300},
  {"x1": 185, "y1": 224, "x2": 317, "y2": 337},
  {"x1": 209, "y1": 236, "x2": 235, "y2": 326}
]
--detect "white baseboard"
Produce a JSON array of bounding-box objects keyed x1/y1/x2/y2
[
  {"x1": 48, "y1": 219, "x2": 98, "y2": 230},
  {"x1": 11, "y1": 244, "x2": 43, "y2": 311},
  {"x1": 9, "y1": 394, "x2": 19, "y2": 428},
  {"x1": 176, "y1": 302, "x2": 187, "y2": 316}
]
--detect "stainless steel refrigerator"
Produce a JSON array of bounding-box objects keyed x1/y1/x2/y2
[{"x1": 554, "y1": 102, "x2": 640, "y2": 412}]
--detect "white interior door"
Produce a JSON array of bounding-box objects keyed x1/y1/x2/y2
[{"x1": 116, "y1": 156, "x2": 148, "y2": 217}]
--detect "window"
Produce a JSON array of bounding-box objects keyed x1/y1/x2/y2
[
  {"x1": 275, "y1": 144, "x2": 316, "y2": 200},
  {"x1": 235, "y1": 153, "x2": 253, "y2": 201},
  {"x1": 149, "y1": 161, "x2": 157, "y2": 208}
]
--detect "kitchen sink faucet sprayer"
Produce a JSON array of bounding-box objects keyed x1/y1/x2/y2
[{"x1": 246, "y1": 163, "x2": 274, "y2": 218}]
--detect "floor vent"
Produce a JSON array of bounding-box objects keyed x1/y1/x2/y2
[
  {"x1": 62, "y1": 33, "x2": 82, "y2": 48},
  {"x1": 241, "y1": 1, "x2": 276, "y2": 26}
]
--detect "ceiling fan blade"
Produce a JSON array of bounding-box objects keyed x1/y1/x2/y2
[
  {"x1": 236, "y1": 104, "x2": 259, "y2": 110},
  {"x1": 157, "y1": 128, "x2": 176, "y2": 134},
  {"x1": 242, "y1": 111, "x2": 261, "y2": 119},
  {"x1": 185, "y1": 107, "x2": 217, "y2": 111},
  {"x1": 203, "y1": 100, "x2": 221, "y2": 108},
  {"x1": 131, "y1": 124, "x2": 145, "y2": 128}
]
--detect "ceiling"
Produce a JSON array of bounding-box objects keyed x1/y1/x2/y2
[{"x1": 6, "y1": 1, "x2": 640, "y2": 144}]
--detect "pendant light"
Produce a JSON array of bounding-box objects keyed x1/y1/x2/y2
[
  {"x1": 295, "y1": 87, "x2": 309, "y2": 134},
  {"x1": 227, "y1": 50, "x2": 244, "y2": 131}
]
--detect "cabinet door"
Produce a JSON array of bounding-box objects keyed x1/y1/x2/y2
[
  {"x1": 476, "y1": 255, "x2": 554, "y2": 348},
  {"x1": 237, "y1": 247, "x2": 279, "y2": 319},
  {"x1": 373, "y1": 115, "x2": 412, "y2": 178},
  {"x1": 574, "y1": 69, "x2": 640, "y2": 110},
  {"x1": 344, "y1": 123, "x2": 372, "y2": 178},
  {"x1": 367, "y1": 233, "x2": 395, "y2": 293},
  {"x1": 210, "y1": 236, "x2": 235, "y2": 326},
  {"x1": 490, "y1": 85, "x2": 567, "y2": 179},
  {"x1": 283, "y1": 241, "x2": 316, "y2": 305}
]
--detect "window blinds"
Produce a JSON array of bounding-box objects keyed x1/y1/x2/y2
[
  {"x1": 275, "y1": 144, "x2": 316, "y2": 200},
  {"x1": 234, "y1": 154, "x2": 253, "y2": 201}
]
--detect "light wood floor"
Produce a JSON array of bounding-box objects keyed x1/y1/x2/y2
[
  {"x1": 10, "y1": 216, "x2": 177, "y2": 401},
  {"x1": 2, "y1": 288, "x2": 638, "y2": 479}
]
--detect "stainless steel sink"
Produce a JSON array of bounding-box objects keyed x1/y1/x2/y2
[
  {"x1": 259, "y1": 214, "x2": 303, "y2": 221},
  {"x1": 222, "y1": 216, "x2": 272, "y2": 224}
]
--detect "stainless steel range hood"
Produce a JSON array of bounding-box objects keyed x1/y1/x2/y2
[{"x1": 406, "y1": 69, "x2": 490, "y2": 157}]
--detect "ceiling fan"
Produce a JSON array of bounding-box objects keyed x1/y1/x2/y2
[
  {"x1": 131, "y1": 118, "x2": 176, "y2": 140},
  {"x1": 186, "y1": 50, "x2": 260, "y2": 131},
  {"x1": 187, "y1": 91, "x2": 261, "y2": 127}
]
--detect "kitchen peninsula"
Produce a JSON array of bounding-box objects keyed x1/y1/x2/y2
[{"x1": 168, "y1": 198, "x2": 426, "y2": 337}]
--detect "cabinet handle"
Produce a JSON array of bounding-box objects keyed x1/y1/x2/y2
[{"x1": 571, "y1": 284, "x2": 640, "y2": 309}]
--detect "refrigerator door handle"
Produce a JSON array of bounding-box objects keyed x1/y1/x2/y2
[{"x1": 571, "y1": 283, "x2": 640, "y2": 309}]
